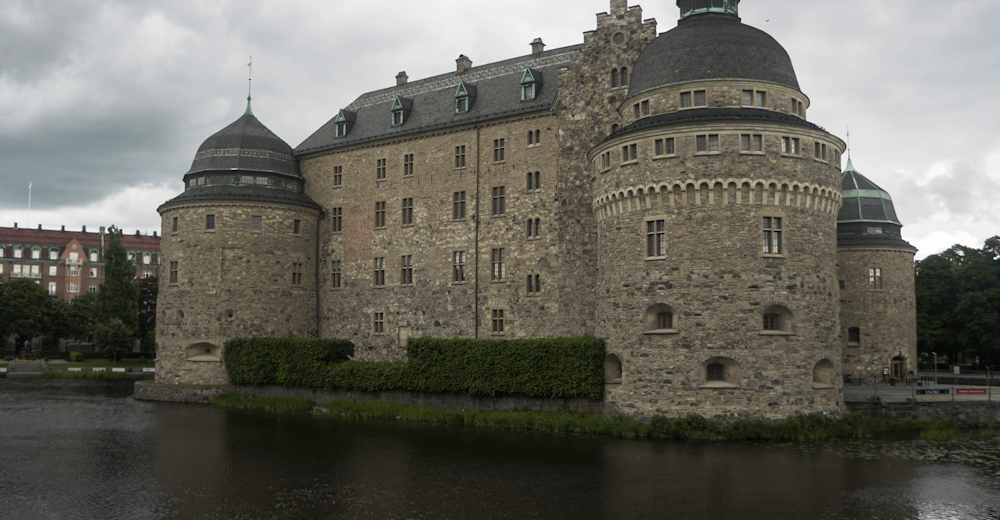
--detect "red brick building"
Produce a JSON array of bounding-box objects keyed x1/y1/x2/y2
[{"x1": 0, "y1": 224, "x2": 161, "y2": 301}]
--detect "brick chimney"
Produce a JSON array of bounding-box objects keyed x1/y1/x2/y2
[
  {"x1": 456, "y1": 55, "x2": 472, "y2": 74},
  {"x1": 396, "y1": 71, "x2": 408, "y2": 86},
  {"x1": 530, "y1": 38, "x2": 546, "y2": 55},
  {"x1": 61, "y1": 225, "x2": 66, "y2": 231},
  {"x1": 37, "y1": 224, "x2": 42, "y2": 230},
  {"x1": 82, "y1": 225, "x2": 86, "y2": 232},
  {"x1": 13, "y1": 222, "x2": 17, "y2": 230}
]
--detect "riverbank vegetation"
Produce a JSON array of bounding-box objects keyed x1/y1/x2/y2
[
  {"x1": 322, "y1": 400, "x2": 960, "y2": 443},
  {"x1": 224, "y1": 337, "x2": 605, "y2": 400},
  {"x1": 213, "y1": 394, "x2": 314, "y2": 413},
  {"x1": 42, "y1": 371, "x2": 130, "y2": 380}
]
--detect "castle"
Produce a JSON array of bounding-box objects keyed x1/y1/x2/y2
[{"x1": 156, "y1": 0, "x2": 918, "y2": 419}]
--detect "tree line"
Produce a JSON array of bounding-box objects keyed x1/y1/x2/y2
[
  {"x1": 0, "y1": 226, "x2": 157, "y2": 360},
  {"x1": 916, "y1": 236, "x2": 1000, "y2": 368}
]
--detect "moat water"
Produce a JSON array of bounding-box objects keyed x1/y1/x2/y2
[{"x1": 0, "y1": 380, "x2": 997, "y2": 520}]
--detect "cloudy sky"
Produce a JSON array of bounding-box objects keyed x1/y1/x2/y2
[{"x1": 1, "y1": 0, "x2": 997, "y2": 258}]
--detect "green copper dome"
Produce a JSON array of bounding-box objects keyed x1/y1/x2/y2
[{"x1": 836, "y1": 159, "x2": 915, "y2": 251}]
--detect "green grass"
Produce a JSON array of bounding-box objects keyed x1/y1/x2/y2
[
  {"x1": 47, "y1": 359, "x2": 154, "y2": 369},
  {"x1": 324, "y1": 400, "x2": 959, "y2": 443},
  {"x1": 213, "y1": 394, "x2": 314, "y2": 413},
  {"x1": 42, "y1": 371, "x2": 131, "y2": 380}
]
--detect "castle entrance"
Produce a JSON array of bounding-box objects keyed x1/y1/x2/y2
[{"x1": 891, "y1": 356, "x2": 906, "y2": 380}]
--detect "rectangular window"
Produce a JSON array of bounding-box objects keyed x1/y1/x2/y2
[
  {"x1": 527, "y1": 218, "x2": 541, "y2": 239},
  {"x1": 822, "y1": 143, "x2": 827, "y2": 160},
  {"x1": 601, "y1": 151, "x2": 612, "y2": 170},
  {"x1": 782, "y1": 137, "x2": 799, "y2": 154},
  {"x1": 527, "y1": 274, "x2": 541, "y2": 295},
  {"x1": 373, "y1": 312, "x2": 385, "y2": 334},
  {"x1": 633, "y1": 103, "x2": 640, "y2": 119},
  {"x1": 375, "y1": 201, "x2": 387, "y2": 228},
  {"x1": 680, "y1": 91, "x2": 692, "y2": 108},
  {"x1": 68, "y1": 283, "x2": 78, "y2": 294},
  {"x1": 90, "y1": 251, "x2": 98, "y2": 262},
  {"x1": 453, "y1": 251, "x2": 466, "y2": 282},
  {"x1": 14, "y1": 248, "x2": 22, "y2": 259},
  {"x1": 32, "y1": 249, "x2": 40, "y2": 260},
  {"x1": 376, "y1": 158, "x2": 386, "y2": 180},
  {"x1": 493, "y1": 138, "x2": 505, "y2": 162},
  {"x1": 658, "y1": 312, "x2": 673, "y2": 330},
  {"x1": 697, "y1": 135, "x2": 707, "y2": 152},
  {"x1": 455, "y1": 146, "x2": 466, "y2": 168},
  {"x1": 293, "y1": 219, "x2": 301, "y2": 235},
  {"x1": 403, "y1": 154, "x2": 414, "y2": 176},
  {"x1": 791, "y1": 138, "x2": 800, "y2": 154},
  {"x1": 453, "y1": 192, "x2": 466, "y2": 220},
  {"x1": 48, "y1": 282, "x2": 57, "y2": 296},
  {"x1": 143, "y1": 253, "x2": 151, "y2": 265},
  {"x1": 49, "y1": 266, "x2": 57, "y2": 276},
  {"x1": 742, "y1": 90, "x2": 753, "y2": 106},
  {"x1": 169, "y1": 262, "x2": 178, "y2": 284},
  {"x1": 492, "y1": 186, "x2": 506, "y2": 216},
  {"x1": 172, "y1": 217, "x2": 179, "y2": 233},
  {"x1": 709, "y1": 134, "x2": 719, "y2": 151},
  {"x1": 763, "y1": 217, "x2": 783, "y2": 255},
  {"x1": 641, "y1": 100, "x2": 650, "y2": 116},
  {"x1": 527, "y1": 171, "x2": 540, "y2": 191},
  {"x1": 89, "y1": 283, "x2": 97, "y2": 293},
  {"x1": 869, "y1": 268, "x2": 883, "y2": 290},
  {"x1": 697, "y1": 135, "x2": 719, "y2": 153},
  {"x1": 763, "y1": 314, "x2": 779, "y2": 331},
  {"x1": 621, "y1": 143, "x2": 637, "y2": 163},
  {"x1": 292, "y1": 263, "x2": 303, "y2": 286},
  {"x1": 333, "y1": 166, "x2": 343, "y2": 187},
  {"x1": 741, "y1": 134, "x2": 763, "y2": 152},
  {"x1": 815, "y1": 142, "x2": 821, "y2": 158},
  {"x1": 401, "y1": 198, "x2": 414, "y2": 226},
  {"x1": 68, "y1": 267, "x2": 79, "y2": 277},
  {"x1": 331, "y1": 208, "x2": 343, "y2": 233},
  {"x1": 400, "y1": 255, "x2": 413, "y2": 285},
  {"x1": 89, "y1": 268, "x2": 97, "y2": 278},
  {"x1": 373, "y1": 257, "x2": 385, "y2": 287},
  {"x1": 12, "y1": 265, "x2": 21, "y2": 276},
  {"x1": 491, "y1": 248, "x2": 505, "y2": 281},
  {"x1": 49, "y1": 250, "x2": 58, "y2": 260},
  {"x1": 251, "y1": 216, "x2": 262, "y2": 232},
  {"x1": 753, "y1": 134, "x2": 763, "y2": 152},
  {"x1": 693, "y1": 90, "x2": 707, "y2": 106},
  {"x1": 492, "y1": 309, "x2": 505, "y2": 334},
  {"x1": 756, "y1": 91, "x2": 766, "y2": 107},
  {"x1": 646, "y1": 219, "x2": 666, "y2": 258},
  {"x1": 331, "y1": 261, "x2": 342, "y2": 289},
  {"x1": 655, "y1": 139, "x2": 664, "y2": 156},
  {"x1": 849, "y1": 327, "x2": 861, "y2": 343}
]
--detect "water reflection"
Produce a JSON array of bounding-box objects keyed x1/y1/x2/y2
[{"x1": 0, "y1": 380, "x2": 996, "y2": 520}]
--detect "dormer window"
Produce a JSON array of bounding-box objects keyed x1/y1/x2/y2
[
  {"x1": 455, "y1": 82, "x2": 477, "y2": 114},
  {"x1": 333, "y1": 109, "x2": 355, "y2": 137},
  {"x1": 520, "y1": 68, "x2": 542, "y2": 101},
  {"x1": 390, "y1": 96, "x2": 412, "y2": 127}
]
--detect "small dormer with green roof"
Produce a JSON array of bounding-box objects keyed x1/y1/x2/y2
[
  {"x1": 836, "y1": 159, "x2": 915, "y2": 250},
  {"x1": 390, "y1": 96, "x2": 413, "y2": 126},
  {"x1": 334, "y1": 110, "x2": 356, "y2": 137},
  {"x1": 520, "y1": 68, "x2": 542, "y2": 101},
  {"x1": 455, "y1": 82, "x2": 477, "y2": 114}
]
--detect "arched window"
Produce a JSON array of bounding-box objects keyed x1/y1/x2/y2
[
  {"x1": 611, "y1": 69, "x2": 620, "y2": 88},
  {"x1": 700, "y1": 357, "x2": 739, "y2": 388},
  {"x1": 528, "y1": 130, "x2": 535, "y2": 145},
  {"x1": 644, "y1": 304, "x2": 677, "y2": 334},
  {"x1": 813, "y1": 359, "x2": 835, "y2": 388},
  {"x1": 611, "y1": 124, "x2": 620, "y2": 134},
  {"x1": 621, "y1": 67, "x2": 629, "y2": 86},
  {"x1": 604, "y1": 354, "x2": 622, "y2": 383},
  {"x1": 847, "y1": 327, "x2": 860, "y2": 346},
  {"x1": 185, "y1": 343, "x2": 221, "y2": 362},
  {"x1": 761, "y1": 305, "x2": 793, "y2": 334}
]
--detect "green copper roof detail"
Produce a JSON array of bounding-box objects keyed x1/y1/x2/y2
[
  {"x1": 244, "y1": 97, "x2": 254, "y2": 117},
  {"x1": 843, "y1": 188, "x2": 892, "y2": 201},
  {"x1": 678, "y1": 0, "x2": 740, "y2": 20},
  {"x1": 844, "y1": 157, "x2": 856, "y2": 173}
]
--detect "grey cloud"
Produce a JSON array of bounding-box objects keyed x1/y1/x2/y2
[{"x1": 896, "y1": 161, "x2": 1000, "y2": 221}]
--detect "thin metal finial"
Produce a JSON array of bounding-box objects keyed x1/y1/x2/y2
[{"x1": 245, "y1": 54, "x2": 254, "y2": 116}]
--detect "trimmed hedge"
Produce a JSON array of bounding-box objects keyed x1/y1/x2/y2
[
  {"x1": 224, "y1": 336, "x2": 606, "y2": 401},
  {"x1": 70, "y1": 352, "x2": 84, "y2": 363},
  {"x1": 40, "y1": 351, "x2": 71, "y2": 360},
  {"x1": 224, "y1": 338, "x2": 355, "y2": 387}
]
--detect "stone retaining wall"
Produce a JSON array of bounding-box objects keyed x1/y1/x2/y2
[
  {"x1": 133, "y1": 382, "x2": 236, "y2": 404},
  {"x1": 847, "y1": 401, "x2": 1000, "y2": 427}
]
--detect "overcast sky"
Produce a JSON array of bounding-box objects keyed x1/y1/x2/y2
[{"x1": 1, "y1": 0, "x2": 998, "y2": 259}]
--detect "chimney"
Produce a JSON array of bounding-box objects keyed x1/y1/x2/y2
[
  {"x1": 13, "y1": 223, "x2": 17, "y2": 230},
  {"x1": 38, "y1": 224, "x2": 42, "y2": 230},
  {"x1": 531, "y1": 38, "x2": 546, "y2": 55},
  {"x1": 456, "y1": 55, "x2": 472, "y2": 74},
  {"x1": 61, "y1": 225, "x2": 66, "y2": 232},
  {"x1": 82, "y1": 225, "x2": 86, "y2": 233},
  {"x1": 153, "y1": 231, "x2": 158, "y2": 238},
  {"x1": 396, "y1": 71, "x2": 408, "y2": 86},
  {"x1": 135, "y1": 230, "x2": 141, "y2": 237}
]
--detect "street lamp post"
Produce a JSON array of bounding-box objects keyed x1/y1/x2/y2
[{"x1": 932, "y1": 352, "x2": 938, "y2": 386}]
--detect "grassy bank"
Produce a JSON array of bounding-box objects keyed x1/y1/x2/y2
[
  {"x1": 42, "y1": 371, "x2": 131, "y2": 380},
  {"x1": 324, "y1": 400, "x2": 958, "y2": 443},
  {"x1": 213, "y1": 394, "x2": 314, "y2": 413}
]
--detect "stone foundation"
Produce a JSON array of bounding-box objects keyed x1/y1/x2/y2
[{"x1": 847, "y1": 401, "x2": 1000, "y2": 427}]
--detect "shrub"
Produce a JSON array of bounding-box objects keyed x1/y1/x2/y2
[
  {"x1": 327, "y1": 361, "x2": 411, "y2": 392},
  {"x1": 40, "y1": 351, "x2": 71, "y2": 361},
  {"x1": 213, "y1": 394, "x2": 313, "y2": 413},
  {"x1": 224, "y1": 338, "x2": 355, "y2": 387},
  {"x1": 70, "y1": 352, "x2": 84, "y2": 363}
]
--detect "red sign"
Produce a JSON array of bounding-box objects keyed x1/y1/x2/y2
[{"x1": 956, "y1": 389, "x2": 988, "y2": 395}]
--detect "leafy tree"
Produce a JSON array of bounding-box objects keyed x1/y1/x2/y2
[
  {"x1": 96, "y1": 226, "x2": 139, "y2": 355},
  {"x1": 93, "y1": 318, "x2": 133, "y2": 363},
  {"x1": 66, "y1": 291, "x2": 99, "y2": 342},
  {"x1": 137, "y1": 276, "x2": 158, "y2": 355},
  {"x1": 0, "y1": 279, "x2": 54, "y2": 356}
]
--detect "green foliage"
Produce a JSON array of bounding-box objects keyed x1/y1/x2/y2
[
  {"x1": 136, "y1": 276, "x2": 158, "y2": 354},
  {"x1": 93, "y1": 318, "x2": 134, "y2": 361},
  {"x1": 224, "y1": 338, "x2": 355, "y2": 387},
  {"x1": 916, "y1": 236, "x2": 1000, "y2": 366},
  {"x1": 213, "y1": 394, "x2": 314, "y2": 413},
  {"x1": 40, "y1": 351, "x2": 71, "y2": 360},
  {"x1": 0, "y1": 279, "x2": 54, "y2": 354},
  {"x1": 43, "y1": 370, "x2": 130, "y2": 380},
  {"x1": 66, "y1": 291, "x2": 99, "y2": 342},
  {"x1": 327, "y1": 361, "x2": 411, "y2": 391},
  {"x1": 70, "y1": 352, "x2": 84, "y2": 363},
  {"x1": 96, "y1": 226, "x2": 139, "y2": 339}
]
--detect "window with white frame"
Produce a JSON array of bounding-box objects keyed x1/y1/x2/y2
[
  {"x1": 49, "y1": 250, "x2": 58, "y2": 260},
  {"x1": 49, "y1": 266, "x2": 57, "y2": 276},
  {"x1": 48, "y1": 282, "x2": 57, "y2": 296},
  {"x1": 781, "y1": 137, "x2": 800, "y2": 155}
]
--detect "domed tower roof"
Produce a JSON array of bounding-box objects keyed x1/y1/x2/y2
[
  {"x1": 837, "y1": 159, "x2": 915, "y2": 250},
  {"x1": 160, "y1": 101, "x2": 319, "y2": 211},
  {"x1": 627, "y1": 0, "x2": 799, "y2": 99}
]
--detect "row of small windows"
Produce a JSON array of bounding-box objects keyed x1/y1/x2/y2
[
  {"x1": 629, "y1": 89, "x2": 804, "y2": 120},
  {"x1": 610, "y1": 67, "x2": 629, "y2": 88},
  {"x1": 597, "y1": 134, "x2": 841, "y2": 171},
  {"x1": 0, "y1": 246, "x2": 102, "y2": 263},
  {"x1": 178, "y1": 215, "x2": 304, "y2": 236},
  {"x1": 3, "y1": 264, "x2": 101, "y2": 278},
  {"x1": 641, "y1": 304, "x2": 793, "y2": 334},
  {"x1": 837, "y1": 268, "x2": 886, "y2": 292},
  {"x1": 645, "y1": 217, "x2": 784, "y2": 258},
  {"x1": 329, "y1": 250, "x2": 543, "y2": 292},
  {"x1": 184, "y1": 174, "x2": 300, "y2": 192},
  {"x1": 603, "y1": 355, "x2": 836, "y2": 388},
  {"x1": 353, "y1": 184, "x2": 543, "y2": 231},
  {"x1": 366, "y1": 309, "x2": 507, "y2": 336},
  {"x1": 333, "y1": 68, "x2": 543, "y2": 137}
]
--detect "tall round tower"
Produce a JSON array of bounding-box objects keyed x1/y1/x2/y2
[
  {"x1": 836, "y1": 159, "x2": 917, "y2": 382},
  {"x1": 156, "y1": 101, "x2": 321, "y2": 385},
  {"x1": 590, "y1": 0, "x2": 846, "y2": 419}
]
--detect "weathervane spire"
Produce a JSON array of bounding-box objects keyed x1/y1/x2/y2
[{"x1": 245, "y1": 54, "x2": 254, "y2": 116}]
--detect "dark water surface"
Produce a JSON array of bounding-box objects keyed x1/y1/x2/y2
[{"x1": 0, "y1": 380, "x2": 997, "y2": 520}]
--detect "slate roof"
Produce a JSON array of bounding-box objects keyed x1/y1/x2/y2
[
  {"x1": 610, "y1": 107, "x2": 819, "y2": 143},
  {"x1": 628, "y1": 12, "x2": 800, "y2": 99},
  {"x1": 837, "y1": 160, "x2": 901, "y2": 225},
  {"x1": 294, "y1": 45, "x2": 581, "y2": 156},
  {"x1": 159, "y1": 185, "x2": 320, "y2": 211},
  {"x1": 187, "y1": 113, "x2": 301, "y2": 178}
]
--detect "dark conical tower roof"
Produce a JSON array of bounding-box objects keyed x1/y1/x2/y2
[{"x1": 836, "y1": 159, "x2": 914, "y2": 250}]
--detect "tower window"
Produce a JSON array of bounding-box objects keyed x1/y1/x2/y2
[
  {"x1": 493, "y1": 139, "x2": 505, "y2": 162},
  {"x1": 620, "y1": 67, "x2": 628, "y2": 86},
  {"x1": 331, "y1": 260, "x2": 342, "y2": 289},
  {"x1": 611, "y1": 69, "x2": 619, "y2": 88},
  {"x1": 333, "y1": 166, "x2": 343, "y2": 187},
  {"x1": 848, "y1": 327, "x2": 861, "y2": 345},
  {"x1": 681, "y1": 90, "x2": 707, "y2": 108},
  {"x1": 527, "y1": 171, "x2": 541, "y2": 191},
  {"x1": 654, "y1": 138, "x2": 675, "y2": 156},
  {"x1": 527, "y1": 274, "x2": 541, "y2": 295},
  {"x1": 373, "y1": 312, "x2": 385, "y2": 334},
  {"x1": 491, "y1": 248, "x2": 506, "y2": 281},
  {"x1": 455, "y1": 146, "x2": 466, "y2": 168},
  {"x1": 169, "y1": 261, "x2": 179, "y2": 284},
  {"x1": 621, "y1": 143, "x2": 637, "y2": 163},
  {"x1": 527, "y1": 218, "x2": 541, "y2": 239},
  {"x1": 696, "y1": 134, "x2": 719, "y2": 153},
  {"x1": 375, "y1": 201, "x2": 387, "y2": 228},
  {"x1": 869, "y1": 268, "x2": 883, "y2": 290},
  {"x1": 400, "y1": 255, "x2": 413, "y2": 285},
  {"x1": 376, "y1": 158, "x2": 387, "y2": 180},
  {"x1": 403, "y1": 154, "x2": 414, "y2": 176},
  {"x1": 707, "y1": 363, "x2": 725, "y2": 382},
  {"x1": 741, "y1": 134, "x2": 763, "y2": 152},
  {"x1": 373, "y1": 257, "x2": 386, "y2": 287},
  {"x1": 641, "y1": 100, "x2": 650, "y2": 116},
  {"x1": 453, "y1": 192, "x2": 466, "y2": 220},
  {"x1": 292, "y1": 263, "x2": 303, "y2": 286},
  {"x1": 646, "y1": 219, "x2": 666, "y2": 258},
  {"x1": 251, "y1": 216, "x2": 262, "y2": 232},
  {"x1": 763, "y1": 217, "x2": 783, "y2": 255},
  {"x1": 401, "y1": 198, "x2": 414, "y2": 226},
  {"x1": 172, "y1": 217, "x2": 178, "y2": 233},
  {"x1": 331, "y1": 207, "x2": 343, "y2": 233},
  {"x1": 293, "y1": 220, "x2": 301, "y2": 235},
  {"x1": 453, "y1": 251, "x2": 466, "y2": 282},
  {"x1": 491, "y1": 309, "x2": 505, "y2": 334},
  {"x1": 492, "y1": 186, "x2": 506, "y2": 216}
]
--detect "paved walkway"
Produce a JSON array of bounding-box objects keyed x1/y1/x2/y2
[{"x1": 843, "y1": 383, "x2": 998, "y2": 403}]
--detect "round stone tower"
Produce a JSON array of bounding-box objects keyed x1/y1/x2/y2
[
  {"x1": 836, "y1": 159, "x2": 917, "y2": 382},
  {"x1": 590, "y1": 0, "x2": 846, "y2": 419},
  {"x1": 156, "y1": 101, "x2": 321, "y2": 385}
]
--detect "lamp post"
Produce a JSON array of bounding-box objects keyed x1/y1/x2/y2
[{"x1": 932, "y1": 352, "x2": 938, "y2": 386}]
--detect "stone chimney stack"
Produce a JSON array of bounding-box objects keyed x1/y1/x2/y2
[
  {"x1": 611, "y1": 0, "x2": 628, "y2": 14},
  {"x1": 396, "y1": 71, "x2": 408, "y2": 86},
  {"x1": 61, "y1": 225, "x2": 66, "y2": 231},
  {"x1": 456, "y1": 55, "x2": 472, "y2": 74},
  {"x1": 13, "y1": 223, "x2": 17, "y2": 230},
  {"x1": 38, "y1": 224, "x2": 42, "y2": 230},
  {"x1": 530, "y1": 38, "x2": 546, "y2": 55},
  {"x1": 82, "y1": 225, "x2": 86, "y2": 233}
]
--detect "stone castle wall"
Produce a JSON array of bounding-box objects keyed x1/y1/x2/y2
[
  {"x1": 156, "y1": 202, "x2": 319, "y2": 385},
  {"x1": 838, "y1": 247, "x2": 918, "y2": 381}
]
